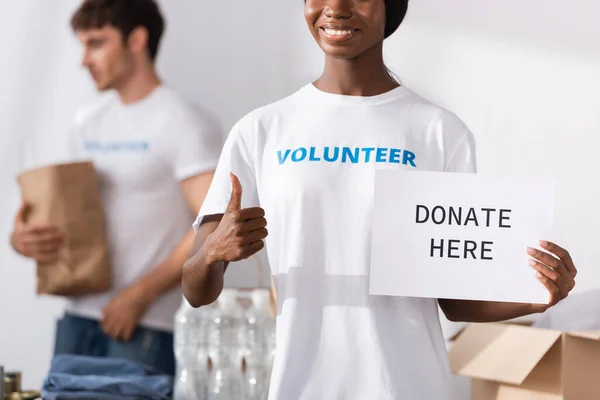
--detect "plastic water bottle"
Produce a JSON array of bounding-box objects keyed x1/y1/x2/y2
[
  {"x1": 207, "y1": 289, "x2": 244, "y2": 400},
  {"x1": 243, "y1": 289, "x2": 276, "y2": 400},
  {"x1": 174, "y1": 297, "x2": 215, "y2": 400}
]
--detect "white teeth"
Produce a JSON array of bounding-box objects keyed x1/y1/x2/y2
[{"x1": 324, "y1": 29, "x2": 353, "y2": 36}]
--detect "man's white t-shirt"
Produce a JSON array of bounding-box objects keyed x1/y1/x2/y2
[
  {"x1": 194, "y1": 84, "x2": 476, "y2": 399},
  {"x1": 66, "y1": 86, "x2": 223, "y2": 332}
]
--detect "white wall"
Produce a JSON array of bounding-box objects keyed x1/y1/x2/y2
[{"x1": 2, "y1": 0, "x2": 599, "y2": 396}]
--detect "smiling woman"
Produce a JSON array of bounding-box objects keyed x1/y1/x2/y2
[
  {"x1": 183, "y1": 0, "x2": 577, "y2": 399},
  {"x1": 305, "y1": 0, "x2": 389, "y2": 57},
  {"x1": 303, "y1": 0, "x2": 410, "y2": 95},
  {"x1": 304, "y1": 0, "x2": 408, "y2": 41}
]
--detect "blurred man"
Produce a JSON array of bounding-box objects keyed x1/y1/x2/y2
[{"x1": 10, "y1": 0, "x2": 223, "y2": 375}]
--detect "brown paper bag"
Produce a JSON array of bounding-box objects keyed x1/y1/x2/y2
[{"x1": 17, "y1": 161, "x2": 111, "y2": 297}]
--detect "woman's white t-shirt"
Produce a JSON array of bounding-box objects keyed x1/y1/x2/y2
[{"x1": 195, "y1": 84, "x2": 476, "y2": 400}]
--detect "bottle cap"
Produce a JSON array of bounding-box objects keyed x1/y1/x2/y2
[
  {"x1": 251, "y1": 289, "x2": 271, "y2": 311},
  {"x1": 218, "y1": 288, "x2": 238, "y2": 309}
]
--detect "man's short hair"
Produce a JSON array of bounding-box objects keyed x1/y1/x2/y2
[{"x1": 71, "y1": 0, "x2": 165, "y2": 62}]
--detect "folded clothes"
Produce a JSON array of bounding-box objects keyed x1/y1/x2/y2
[{"x1": 42, "y1": 355, "x2": 173, "y2": 400}]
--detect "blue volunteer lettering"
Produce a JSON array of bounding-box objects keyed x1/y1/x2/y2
[
  {"x1": 277, "y1": 146, "x2": 417, "y2": 167},
  {"x1": 85, "y1": 140, "x2": 150, "y2": 153}
]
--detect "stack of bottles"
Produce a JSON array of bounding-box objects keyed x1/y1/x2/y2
[{"x1": 174, "y1": 288, "x2": 276, "y2": 400}]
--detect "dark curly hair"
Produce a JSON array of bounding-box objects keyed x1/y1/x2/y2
[{"x1": 384, "y1": 0, "x2": 409, "y2": 38}]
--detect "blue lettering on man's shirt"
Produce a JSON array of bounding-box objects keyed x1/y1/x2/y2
[
  {"x1": 85, "y1": 140, "x2": 150, "y2": 153},
  {"x1": 276, "y1": 146, "x2": 417, "y2": 167}
]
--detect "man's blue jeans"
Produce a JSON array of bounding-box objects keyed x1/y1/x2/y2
[{"x1": 53, "y1": 313, "x2": 175, "y2": 376}]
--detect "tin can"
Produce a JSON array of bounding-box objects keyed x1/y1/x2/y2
[
  {"x1": 3, "y1": 372, "x2": 21, "y2": 395},
  {"x1": 7, "y1": 390, "x2": 41, "y2": 400}
]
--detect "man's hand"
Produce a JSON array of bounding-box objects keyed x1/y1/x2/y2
[
  {"x1": 528, "y1": 240, "x2": 577, "y2": 313},
  {"x1": 102, "y1": 284, "x2": 153, "y2": 341},
  {"x1": 10, "y1": 201, "x2": 63, "y2": 262},
  {"x1": 203, "y1": 173, "x2": 268, "y2": 264}
]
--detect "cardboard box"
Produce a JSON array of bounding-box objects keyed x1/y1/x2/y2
[{"x1": 448, "y1": 323, "x2": 600, "y2": 399}]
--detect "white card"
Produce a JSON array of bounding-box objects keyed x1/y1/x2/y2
[{"x1": 369, "y1": 170, "x2": 555, "y2": 304}]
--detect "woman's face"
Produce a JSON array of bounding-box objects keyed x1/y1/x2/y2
[{"x1": 305, "y1": 0, "x2": 386, "y2": 60}]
